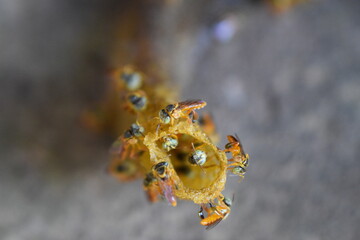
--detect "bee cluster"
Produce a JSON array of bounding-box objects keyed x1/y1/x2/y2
[{"x1": 107, "y1": 66, "x2": 249, "y2": 229}]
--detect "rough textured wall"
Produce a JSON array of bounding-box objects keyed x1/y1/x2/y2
[{"x1": 1, "y1": 0, "x2": 360, "y2": 239}]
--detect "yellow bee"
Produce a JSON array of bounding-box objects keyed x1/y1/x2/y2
[
  {"x1": 124, "y1": 90, "x2": 148, "y2": 113},
  {"x1": 161, "y1": 134, "x2": 179, "y2": 152},
  {"x1": 198, "y1": 195, "x2": 232, "y2": 230},
  {"x1": 143, "y1": 172, "x2": 162, "y2": 203},
  {"x1": 151, "y1": 161, "x2": 177, "y2": 207},
  {"x1": 159, "y1": 100, "x2": 207, "y2": 125},
  {"x1": 223, "y1": 134, "x2": 249, "y2": 179}
]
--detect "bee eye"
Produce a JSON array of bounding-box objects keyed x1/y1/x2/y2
[
  {"x1": 225, "y1": 143, "x2": 233, "y2": 149},
  {"x1": 198, "y1": 208, "x2": 205, "y2": 219},
  {"x1": 124, "y1": 130, "x2": 133, "y2": 138},
  {"x1": 232, "y1": 166, "x2": 246, "y2": 174},
  {"x1": 130, "y1": 123, "x2": 144, "y2": 137},
  {"x1": 159, "y1": 109, "x2": 171, "y2": 124},
  {"x1": 165, "y1": 104, "x2": 175, "y2": 112},
  {"x1": 143, "y1": 173, "x2": 156, "y2": 186},
  {"x1": 153, "y1": 162, "x2": 169, "y2": 177},
  {"x1": 223, "y1": 197, "x2": 232, "y2": 207}
]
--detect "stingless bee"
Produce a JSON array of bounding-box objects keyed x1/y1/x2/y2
[
  {"x1": 151, "y1": 161, "x2": 177, "y2": 207},
  {"x1": 143, "y1": 172, "x2": 162, "y2": 203},
  {"x1": 159, "y1": 100, "x2": 207, "y2": 125},
  {"x1": 198, "y1": 113, "x2": 216, "y2": 136},
  {"x1": 124, "y1": 123, "x2": 145, "y2": 139},
  {"x1": 110, "y1": 123, "x2": 145, "y2": 161},
  {"x1": 107, "y1": 157, "x2": 141, "y2": 182},
  {"x1": 121, "y1": 70, "x2": 143, "y2": 91},
  {"x1": 125, "y1": 90, "x2": 147, "y2": 112},
  {"x1": 223, "y1": 134, "x2": 249, "y2": 179},
  {"x1": 188, "y1": 143, "x2": 207, "y2": 173},
  {"x1": 161, "y1": 135, "x2": 179, "y2": 152},
  {"x1": 198, "y1": 195, "x2": 232, "y2": 230}
]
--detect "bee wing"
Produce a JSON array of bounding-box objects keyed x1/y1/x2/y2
[
  {"x1": 177, "y1": 99, "x2": 207, "y2": 111},
  {"x1": 227, "y1": 135, "x2": 238, "y2": 143},
  {"x1": 205, "y1": 218, "x2": 223, "y2": 230},
  {"x1": 234, "y1": 133, "x2": 247, "y2": 156},
  {"x1": 158, "y1": 179, "x2": 177, "y2": 206},
  {"x1": 109, "y1": 138, "x2": 126, "y2": 158}
]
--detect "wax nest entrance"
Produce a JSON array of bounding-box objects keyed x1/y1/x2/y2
[{"x1": 142, "y1": 119, "x2": 227, "y2": 204}]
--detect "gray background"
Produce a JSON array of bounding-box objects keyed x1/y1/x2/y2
[{"x1": 1, "y1": 0, "x2": 360, "y2": 239}]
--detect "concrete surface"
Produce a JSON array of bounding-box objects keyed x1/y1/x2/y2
[{"x1": 1, "y1": 0, "x2": 360, "y2": 239}]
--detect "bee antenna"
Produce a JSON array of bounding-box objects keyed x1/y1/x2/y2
[
  {"x1": 235, "y1": 133, "x2": 240, "y2": 142},
  {"x1": 191, "y1": 142, "x2": 196, "y2": 151}
]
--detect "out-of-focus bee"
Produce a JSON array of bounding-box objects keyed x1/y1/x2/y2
[
  {"x1": 161, "y1": 135, "x2": 178, "y2": 151},
  {"x1": 198, "y1": 113, "x2": 216, "y2": 136},
  {"x1": 223, "y1": 134, "x2": 249, "y2": 180},
  {"x1": 266, "y1": 0, "x2": 306, "y2": 14},
  {"x1": 110, "y1": 123, "x2": 145, "y2": 160},
  {"x1": 124, "y1": 123, "x2": 145, "y2": 140},
  {"x1": 198, "y1": 195, "x2": 232, "y2": 230},
  {"x1": 120, "y1": 68, "x2": 143, "y2": 91},
  {"x1": 143, "y1": 172, "x2": 161, "y2": 203},
  {"x1": 107, "y1": 157, "x2": 141, "y2": 182},
  {"x1": 125, "y1": 90, "x2": 148, "y2": 112},
  {"x1": 152, "y1": 161, "x2": 177, "y2": 207},
  {"x1": 159, "y1": 100, "x2": 207, "y2": 125}
]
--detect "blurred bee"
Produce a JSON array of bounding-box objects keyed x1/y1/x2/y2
[
  {"x1": 110, "y1": 123, "x2": 145, "y2": 160},
  {"x1": 125, "y1": 90, "x2": 147, "y2": 112},
  {"x1": 107, "y1": 157, "x2": 141, "y2": 182},
  {"x1": 198, "y1": 195, "x2": 232, "y2": 230},
  {"x1": 266, "y1": 0, "x2": 306, "y2": 14},
  {"x1": 198, "y1": 113, "x2": 216, "y2": 136},
  {"x1": 159, "y1": 100, "x2": 207, "y2": 125},
  {"x1": 223, "y1": 134, "x2": 249, "y2": 180},
  {"x1": 124, "y1": 123, "x2": 145, "y2": 140},
  {"x1": 120, "y1": 67, "x2": 143, "y2": 91},
  {"x1": 161, "y1": 135, "x2": 178, "y2": 152},
  {"x1": 152, "y1": 161, "x2": 177, "y2": 206},
  {"x1": 143, "y1": 172, "x2": 161, "y2": 203}
]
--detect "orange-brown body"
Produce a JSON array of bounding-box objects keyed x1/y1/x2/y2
[
  {"x1": 223, "y1": 135, "x2": 249, "y2": 180},
  {"x1": 152, "y1": 162, "x2": 177, "y2": 207},
  {"x1": 199, "y1": 195, "x2": 231, "y2": 230},
  {"x1": 161, "y1": 100, "x2": 207, "y2": 125},
  {"x1": 198, "y1": 113, "x2": 216, "y2": 136}
]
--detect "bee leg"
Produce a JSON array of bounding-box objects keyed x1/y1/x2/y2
[
  {"x1": 156, "y1": 123, "x2": 161, "y2": 135},
  {"x1": 227, "y1": 163, "x2": 238, "y2": 168},
  {"x1": 198, "y1": 206, "x2": 205, "y2": 219}
]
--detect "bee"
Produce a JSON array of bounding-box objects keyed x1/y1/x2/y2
[
  {"x1": 188, "y1": 143, "x2": 207, "y2": 173},
  {"x1": 143, "y1": 172, "x2": 162, "y2": 203},
  {"x1": 198, "y1": 195, "x2": 232, "y2": 230},
  {"x1": 161, "y1": 135, "x2": 178, "y2": 151},
  {"x1": 224, "y1": 134, "x2": 249, "y2": 179},
  {"x1": 198, "y1": 113, "x2": 216, "y2": 136},
  {"x1": 125, "y1": 90, "x2": 147, "y2": 112},
  {"x1": 159, "y1": 100, "x2": 207, "y2": 125},
  {"x1": 110, "y1": 123, "x2": 145, "y2": 161},
  {"x1": 121, "y1": 69, "x2": 143, "y2": 91},
  {"x1": 189, "y1": 149, "x2": 207, "y2": 166},
  {"x1": 152, "y1": 161, "x2": 177, "y2": 206},
  {"x1": 107, "y1": 157, "x2": 141, "y2": 182},
  {"x1": 124, "y1": 123, "x2": 145, "y2": 139}
]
